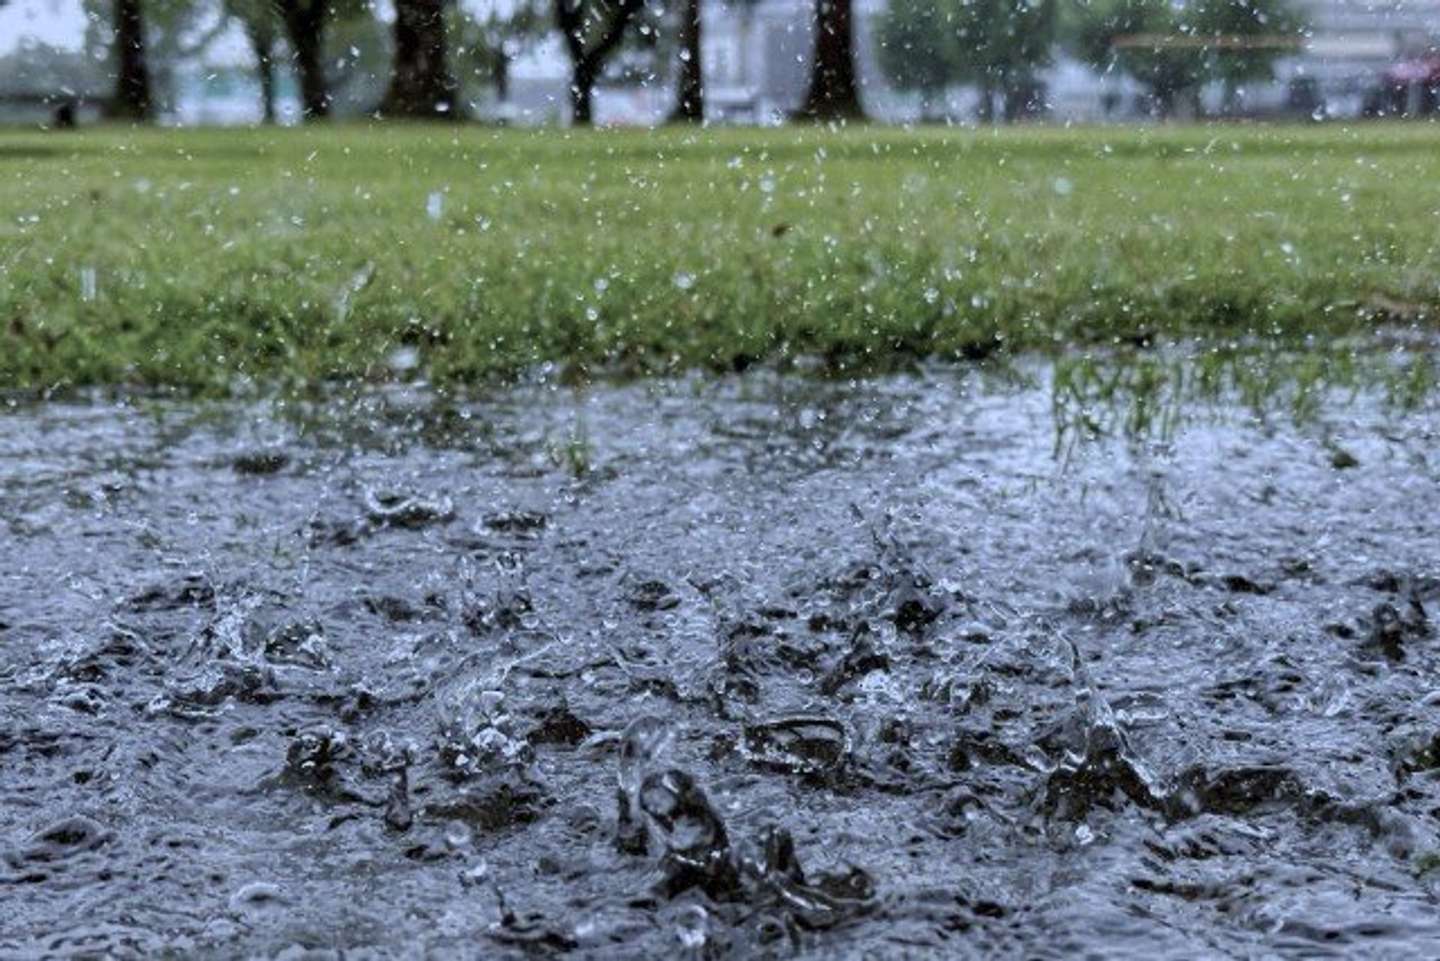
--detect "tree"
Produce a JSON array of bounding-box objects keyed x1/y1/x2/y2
[
  {"x1": 1189, "y1": 0, "x2": 1306, "y2": 114},
  {"x1": 1071, "y1": 0, "x2": 1205, "y2": 117},
  {"x1": 276, "y1": 0, "x2": 332, "y2": 118},
  {"x1": 978, "y1": 0, "x2": 1057, "y2": 121},
  {"x1": 878, "y1": 0, "x2": 1055, "y2": 122},
  {"x1": 113, "y1": 0, "x2": 152, "y2": 119},
  {"x1": 223, "y1": 0, "x2": 282, "y2": 122},
  {"x1": 797, "y1": 0, "x2": 863, "y2": 121},
  {"x1": 555, "y1": 0, "x2": 646, "y2": 126},
  {"x1": 451, "y1": 0, "x2": 546, "y2": 109},
  {"x1": 86, "y1": 0, "x2": 229, "y2": 117},
  {"x1": 1070, "y1": 0, "x2": 1302, "y2": 117},
  {"x1": 380, "y1": 0, "x2": 459, "y2": 117},
  {"x1": 877, "y1": 0, "x2": 954, "y2": 120},
  {"x1": 669, "y1": 0, "x2": 702, "y2": 122}
]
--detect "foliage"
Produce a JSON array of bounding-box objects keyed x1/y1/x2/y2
[
  {"x1": 1069, "y1": 0, "x2": 1205, "y2": 114},
  {"x1": 221, "y1": 0, "x2": 280, "y2": 59},
  {"x1": 1189, "y1": 0, "x2": 1308, "y2": 92},
  {"x1": 1067, "y1": 0, "x2": 1306, "y2": 115},
  {"x1": 82, "y1": 0, "x2": 229, "y2": 112},
  {"x1": 449, "y1": 0, "x2": 548, "y2": 102},
  {"x1": 878, "y1": 0, "x2": 1057, "y2": 119},
  {"x1": 876, "y1": 0, "x2": 954, "y2": 99}
]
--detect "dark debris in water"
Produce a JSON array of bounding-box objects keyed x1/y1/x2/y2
[{"x1": 3, "y1": 372, "x2": 1440, "y2": 957}]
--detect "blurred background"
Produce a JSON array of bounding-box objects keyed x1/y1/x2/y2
[{"x1": 1, "y1": 0, "x2": 1439, "y2": 128}]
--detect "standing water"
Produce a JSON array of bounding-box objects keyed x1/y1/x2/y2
[{"x1": 1, "y1": 364, "x2": 1438, "y2": 958}]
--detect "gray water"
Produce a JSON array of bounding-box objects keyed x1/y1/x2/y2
[{"x1": 2, "y1": 365, "x2": 1439, "y2": 959}]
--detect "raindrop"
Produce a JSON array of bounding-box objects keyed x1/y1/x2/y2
[{"x1": 387, "y1": 347, "x2": 420, "y2": 373}]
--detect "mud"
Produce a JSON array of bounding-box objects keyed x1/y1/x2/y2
[{"x1": 2, "y1": 364, "x2": 1439, "y2": 958}]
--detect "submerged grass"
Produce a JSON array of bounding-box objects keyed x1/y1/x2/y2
[
  {"x1": 1, "y1": 122, "x2": 1439, "y2": 394},
  {"x1": 1050, "y1": 341, "x2": 1437, "y2": 453}
]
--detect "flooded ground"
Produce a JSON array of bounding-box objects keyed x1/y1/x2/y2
[{"x1": 2, "y1": 362, "x2": 1439, "y2": 959}]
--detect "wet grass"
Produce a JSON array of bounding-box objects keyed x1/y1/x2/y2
[
  {"x1": 1049, "y1": 342, "x2": 1437, "y2": 457},
  {"x1": 1, "y1": 122, "x2": 1439, "y2": 394}
]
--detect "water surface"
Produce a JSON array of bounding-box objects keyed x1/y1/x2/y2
[{"x1": 2, "y1": 366, "x2": 1438, "y2": 958}]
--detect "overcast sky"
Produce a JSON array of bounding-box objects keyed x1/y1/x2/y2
[{"x1": 1, "y1": 0, "x2": 88, "y2": 52}]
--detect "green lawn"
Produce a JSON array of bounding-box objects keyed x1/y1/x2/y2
[{"x1": 1, "y1": 122, "x2": 1438, "y2": 392}]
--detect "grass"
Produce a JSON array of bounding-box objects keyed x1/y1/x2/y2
[{"x1": 1, "y1": 121, "x2": 1439, "y2": 394}]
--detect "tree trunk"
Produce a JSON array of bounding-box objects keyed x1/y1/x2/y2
[
  {"x1": 113, "y1": 0, "x2": 152, "y2": 121},
  {"x1": 1002, "y1": 72, "x2": 1033, "y2": 123},
  {"x1": 245, "y1": 25, "x2": 278, "y2": 124},
  {"x1": 381, "y1": 0, "x2": 457, "y2": 118},
  {"x1": 1221, "y1": 77, "x2": 1239, "y2": 117},
  {"x1": 976, "y1": 77, "x2": 994, "y2": 123},
  {"x1": 495, "y1": 52, "x2": 511, "y2": 103},
  {"x1": 258, "y1": 50, "x2": 276, "y2": 123},
  {"x1": 280, "y1": 2, "x2": 329, "y2": 120},
  {"x1": 669, "y1": 0, "x2": 703, "y2": 123},
  {"x1": 1153, "y1": 85, "x2": 1175, "y2": 120},
  {"x1": 557, "y1": 0, "x2": 643, "y2": 127},
  {"x1": 570, "y1": 61, "x2": 596, "y2": 126},
  {"x1": 797, "y1": 0, "x2": 863, "y2": 121}
]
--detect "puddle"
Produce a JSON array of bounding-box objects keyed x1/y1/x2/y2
[{"x1": 2, "y1": 363, "x2": 1439, "y2": 957}]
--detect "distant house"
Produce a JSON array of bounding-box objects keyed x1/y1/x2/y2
[
  {"x1": 0, "y1": 42, "x2": 109, "y2": 126},
  {"x1": 1294, "y1": 0, "x2": 1440, "y2": 115}
]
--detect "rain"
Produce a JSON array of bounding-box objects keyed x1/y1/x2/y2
[{"x1": 1, "y1": 0, "x2": 1439, "y2": 956}]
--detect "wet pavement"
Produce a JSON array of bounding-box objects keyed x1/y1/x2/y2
[{"x1": 2, "y1": 363, "x2": 1439, "y2": 959}]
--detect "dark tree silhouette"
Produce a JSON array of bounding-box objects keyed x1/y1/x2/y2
[
  {"x1": 556, "y1": 0, "x2": 645, "y2": 126},
  {"x1": 224, "y1": 0, "x2": 281, "y2": 123},
  {"x1": 797, "y1": 0, "x2": 863, "y2": 121},
  {"x1": 277, "y1": 0, "x2": 331, "y2": 119},
  {"x1": 380, "y1": 0, "x2": 458, "y2": 117},
  {"x1": 250, "y1": 28, "x2": 278, "y2": 123},
  {"x1": 669, "y1": 0, "x2": 703, "y2": 122},
  {"x1": 113, "y1": 0, "x2": 152, "y2": 120}
]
